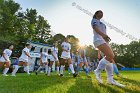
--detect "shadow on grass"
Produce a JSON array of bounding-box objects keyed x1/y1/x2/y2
[
  {"x1": 0, "y1": 74, "x2": 71, "y2": 93},
  {"x1": 67, "y1": 77, "x2": 100, "y2": 93}
]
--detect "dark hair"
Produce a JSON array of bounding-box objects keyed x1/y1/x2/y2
[
  {"x1": 8, "y1": 44, "x2": 14, "y2": 48},
  {"x1": 40, "y1": 48, "x2": 43, "y2": 52},
  {"x1": 93, "y1": 10, "x2": 103, "y2": 19},
  {"x1": 25, "y1": 44, "x2": 31, "y2": 47}
]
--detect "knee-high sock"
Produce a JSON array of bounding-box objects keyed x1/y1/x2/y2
[
  {"x1": 60, "y1": 65, "x2": 64, "y2": 74},
  {"x1": 36, "y1": 66, "x2": 42, "y2": 72},
  {"x1": 85, "y1": 67, "x2": 89, "y2": 75},
  {"x1": 95, "y1": 57, "x2": 109, "y2": 73},
  {"x1": 12, "y1": 65, "x2": 19, "y2": 75},
  {"x1": 48, "y1": 67, "x2": 51, "y2": 76},
  {"x1": 56, "y1": 66, "x2": 59, "y2": 74},
  {"x1": 113, "y1": 64, "x2": 119, "y2": 76},
  {"x1": 3, "y1": 68, "x2": 9, "y2": 75},
  {"x1": 25, "y1": 66, "x2": 30, "y2": 74},
  {"x1": 68, "y1": 67, "x2": 71, "y2": 73},
  {"x1": 69, "y1": 64, "x2": 75, "y2": 74},
  {"x1": 105, "y1": 63, "x2": 114, "y2": 81},
  {"x1": 45, "y1": 65, "x2": 48, "y2": 74}
]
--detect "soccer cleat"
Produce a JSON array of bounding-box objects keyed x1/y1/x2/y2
[
  {"x1": 107, "y1": 80, "x2": 125, "y2": 87},
  {"x1": 94, "y1": 70, "x2": 103, "y2": 84},
  {"x1": 11, "y1": 74, "x2": 16, "y2": 77},
  {"x1": 60, "y1": 74, "x2": 63, "y2": 77},
  {"x1": 73, "y1": 73, "x2": 77, "y2": 78},
  {"x1": 2, "y1": 74, "x2": 9, "y2": 76}
]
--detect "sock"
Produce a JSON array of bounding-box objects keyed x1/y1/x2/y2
[
  {"x1": 60, "y1": 65, "x2": 64, "y2": 74},
  {"x1": 95, "y1": 57, "x2": 109, "y2": 73},
  {"x1": 12, "y1": 65, "x2": 19, "y2": 75},
  {"x1": 36, "y1": 66, "x2": 42, "y2": 72},
  {"x1": 69, "y1": 64, "x2": 75, "y2": 74},
  {"x1": 85, "y1": 67, "x2": 89, "y2": 75},
  {"x1": 56, "y1": 66, "x2": 59, "y2": 74},
  {"x1": 3, "y1": 68, "x2": 9, "y2": 75},
  {"x1": 25, "y1": 66, "x2": 30, "y2": 74},
  {"x1": 113, "y1": 64, "x2": 119, "y2": 76},
  {"x1": 45, "y1": 65, "x2": 48, "y2": 74},
  {"x1": 48, "y1": 67, "x2": 51, "y2": 76},
  {"x1": 105, "y1": 63, "x2": 114, "y2": 82},
  {"x1": 76, "y1": 66, "x2": 79, "y2": 73},
  {"x1": 68, "y1": 67, "x2": 71, "y2": 73}
]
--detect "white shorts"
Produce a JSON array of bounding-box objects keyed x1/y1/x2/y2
[
  {"x1": 42, "y1": 59, "x2": 48, "y2": 63},
  {"x1": 93, "y1": 40, "x2": 106, "y2": 48},
  {"x1": 0, "y1": 57, "x2": 10, "y2": 63},
  {"x1": 50, "y1": 55, "x2": 59, "y2": 62},
  {"x1": 61, "y1": 51, "x2": 71, "y2": 59},
  {"x1": 19, "y1": 58, "x2": 28, "y2": 63}
]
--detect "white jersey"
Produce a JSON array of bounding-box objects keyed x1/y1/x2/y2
[
  {"x1": 19, "y1": 47, "x2": 30, "y2": 60},
  {"x1": 51, "y1": 47, "x2": 58, "y2": 57},
  {"x1": 0, "y1": 49, "x2": 12, "y2": 62},
  {"x1": 91, "y1": 18, "x2": 106, "y2": 42},
  {"x1": 41, "y1": 52, "x2": 48, "y2": 62},
  {"x1": 61, "y1": 42, "x2": 71, "y2": 59}
]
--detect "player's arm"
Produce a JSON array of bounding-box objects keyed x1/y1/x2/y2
[
  {"x1": 40, "y1": 53, "x2": 43, "y2": 64},
  {"x1": 92, "y1": 25, "x2": 111, "y2": 42},
  {"x1": 24, "y1": 51, "x2": 31, "y2": 58}
]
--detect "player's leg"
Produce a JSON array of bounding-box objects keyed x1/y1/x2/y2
[
  {"x1": 56, "y1": 61, "x2": 60, "y2": 75},
  {"x1": 60, "y1": 58, "x2": 66, "y2": 76},
  {"x1": 94, "y1": 43, "x2": 114, "y2": 83},
  {"x1": 48, "y1": 61, "x2": 53, "y2": 76},
  {"x1": 68, "y1": 58, "x2": 77, "y2": 77},
  {"x1": 11, "y1": 65, "x2": 19, "y2": 76},
  {"x1": 3, "y1": 61, "x2": 10, "y2": 76},
  {"x1": 84, "y1": 61, "x2": 89, "y2": 76},
  {"x1": 24, "y1": 62, "x2": 30, "y2": 75}
]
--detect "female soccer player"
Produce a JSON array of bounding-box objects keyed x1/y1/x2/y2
[
  {"x1": 77, "y1": 47, "x2": 90, "y2": 76},
  {"x1": 36, "y1": 48, "x2": 48, "y2": 75},
  {"x1": 60, "y1": 37, "x2": 77, "y2": 77},
  {"x1": 12, "y1": 44, "x2": 32, "y2": 76},
  {"x1": 48, "y1": 42, "x2": 60, "y2": 76},
  {"x1": 0, "y1": 45, "x2": 14, "y2": 76},
  {"x1": 91, "y1": 10, "x2": 124, "y2": 87}
]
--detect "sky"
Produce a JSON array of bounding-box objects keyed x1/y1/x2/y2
[{"x1": 14, "y1": 0, "x2": 140, "y2": 45}]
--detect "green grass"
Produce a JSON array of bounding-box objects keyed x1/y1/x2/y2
[{"x1": 0, "y1": 71, "x2": 140, "y2": 93}]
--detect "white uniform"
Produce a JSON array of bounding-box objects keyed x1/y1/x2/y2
[
  {"x1": 50, "y1": 47, "x2": 59, "y2": 62},
  {"x1": 61, "y1": 42, "x2": 71, "y2": 59},
  {"x1": 0, "y1": 49, "x2": 12, "y2": 62},
  {"x1": 19, "y1": 47, "x2": 30, "y2": 62},
  {"x1": 91, "y1": 18, "x2": 107, "y2": 47},
  {"x1": 41, "y1": 52, "x2": 48, "y2": 63}
]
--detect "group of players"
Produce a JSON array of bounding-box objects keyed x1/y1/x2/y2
[
  {"x1": 0, "y1": 10, "x2": 125, "y2": 87},
  {"x1": 0, "y1": 37, "x2": 90, "y2": 78}
]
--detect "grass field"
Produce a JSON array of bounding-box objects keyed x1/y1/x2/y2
[{"x1": 0, "y1": 71, "x2": 140, "y2": 93}]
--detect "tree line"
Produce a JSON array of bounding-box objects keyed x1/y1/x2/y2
[{"x1": 0, "y1": 0, "x2": 139, "y2": 68}]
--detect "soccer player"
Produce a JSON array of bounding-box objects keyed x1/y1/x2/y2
[
  {"x1": 60, "y1": 37, "x2": 77, "y2": 77},
  {"x1": 48, "y1": 42, "x2": 60, "y2": 76},
  {"x1": 77, "y1": 46, "x2": 90, "y2": 76},
  {"x1": 91, "y1": 10, "x2": 125, "y2": 87},
  {"x1": 0, "y1": 45, "x2": 14, "y2": 76},
  {"x1": 36, "y1": 48, "x2": 48, "y2": 75},
  {"x1": 12, "y1": 44, "x2": 32, "y2": 76}
]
